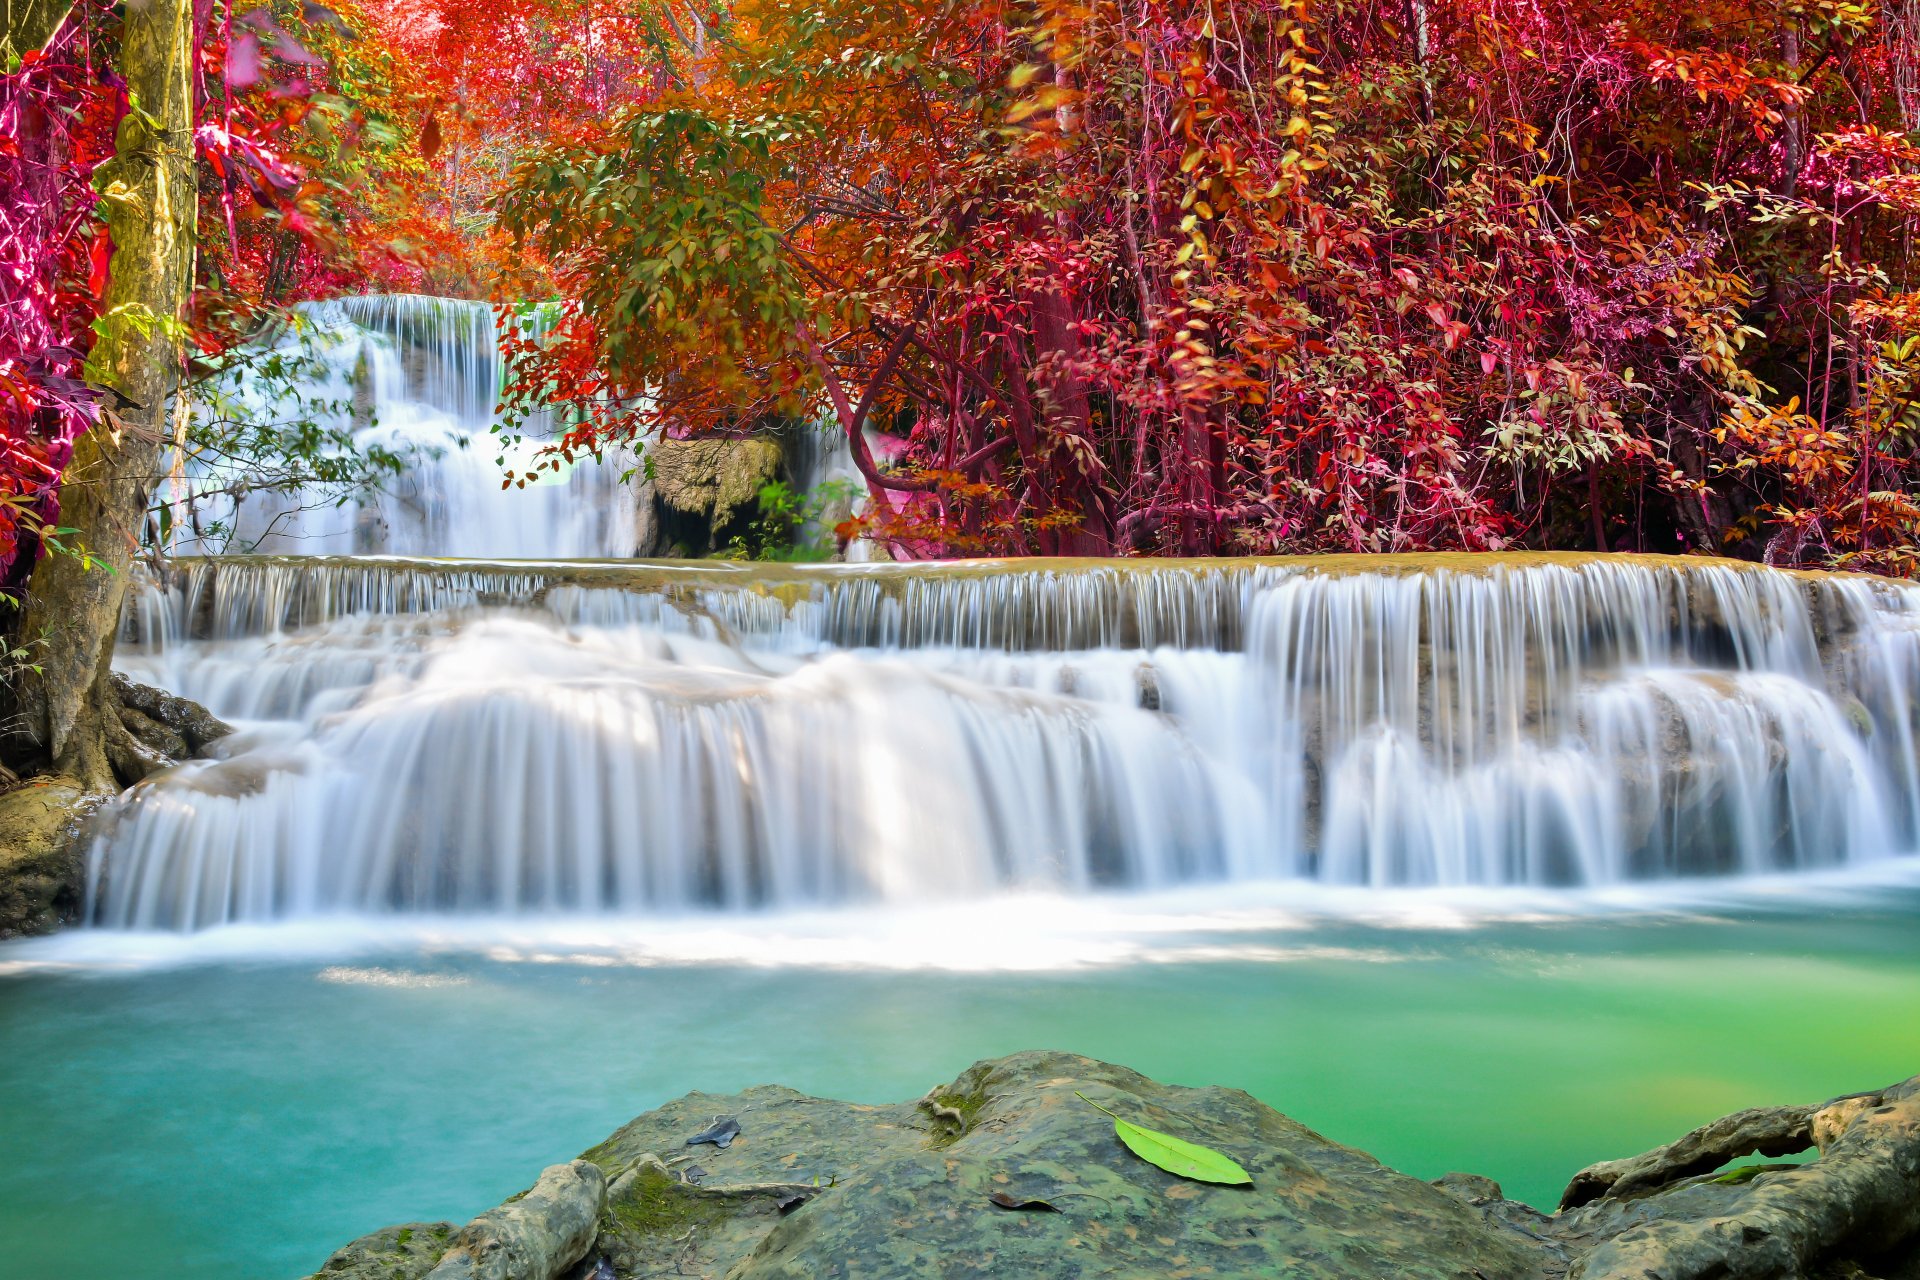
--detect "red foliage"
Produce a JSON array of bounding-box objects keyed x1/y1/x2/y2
[
  {"x1": 9, "y1": 0, "x2": 1920, "y2": 572},
  {"x1": 0, "y1": 7, "x2": 120, "y2": 590},
  {"x1": 491, "y1": 0, "x2": 1920, "y2": 567}
]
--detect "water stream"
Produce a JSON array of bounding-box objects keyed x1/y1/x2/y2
[
  {"x1": 168, "y1": 296, "x2": 636, "y2": 559},
  {"x1": 92, "y1": 552, "x2": 1920, "y2": 930}
]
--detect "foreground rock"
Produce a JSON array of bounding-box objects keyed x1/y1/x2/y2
[{"x1": 304, "y1": 1053, "x2": 1920, "y2": 1280}]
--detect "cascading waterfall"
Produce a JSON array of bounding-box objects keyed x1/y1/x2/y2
[
  {"x1": 166, "y1": 295, "x2": 637, "y2": 558},
  {"x1": 92, "y1": 554, "x2": 1920, "y2": 930},
  {"x1": 83, "y1": 293, "x2": 1920, "y2": 931}
]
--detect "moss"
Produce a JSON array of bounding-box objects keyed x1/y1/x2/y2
[
  {"x1": 580, "y1": 1137, "x2": 625, "y2": 1169},
  {"x1": 603, "y1": 1165, "x2": 733, "y2": 1241},
  {"x1": 924, "y1": 1079, "x2": 994, "y2": 1148},
  {"x1": 1711, "y1": 1162, "x2": 1800, "y2": 1186}
]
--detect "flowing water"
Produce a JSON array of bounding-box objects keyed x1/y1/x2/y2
[
  {"x1": 167, "y1": 296, "x2": 636, "y2": 558},
  {"x1": 4, "y1": 296, "x2": 1919, "y2": 1279},
  {"x1": 91, "y1": 552, "x2": 1920, "y2": 927},
  {"x1": 4, "y1": 889, "x2": 1920, "y2": 1280}
]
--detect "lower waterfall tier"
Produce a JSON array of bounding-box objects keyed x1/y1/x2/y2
[{"x1": 90, "y1": 554, "x2": 1920, "y2": 930}]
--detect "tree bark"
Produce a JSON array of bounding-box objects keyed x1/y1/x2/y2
[
  {"x1": 16, "y1": 0, "x2": 196, "y2": 790},
  {"x1": 3, "y1": 0, "x2": 73, "y2": 60}
]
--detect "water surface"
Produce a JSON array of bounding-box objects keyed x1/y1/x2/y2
[{"x1": 5, "y1": 880, "x2": 1918, "y2": 1280}]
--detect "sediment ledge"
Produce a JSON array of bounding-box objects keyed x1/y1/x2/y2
[{"x1": 305, "y1": 1051, "x2": 1920, "y2": 1280}]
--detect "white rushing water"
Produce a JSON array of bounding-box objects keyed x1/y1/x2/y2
[
  {"x1": 94, "y1": 555, "x2": 1920, "y2": 930},
  {"x1": 166, "y1": 295, "x2": 637, "y2": 558}
]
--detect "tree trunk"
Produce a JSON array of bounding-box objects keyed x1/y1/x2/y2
[
  {"x1": 3, "y1": 0, "x2": 73, "y2": 59},
  {"x1": 15, "y1": 0, "x2": 196, "y2": 791}
]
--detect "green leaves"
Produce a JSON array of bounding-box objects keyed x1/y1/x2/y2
[{"x1": 1074, "y1": 1093, "x2": 1252, "y2": 1186}]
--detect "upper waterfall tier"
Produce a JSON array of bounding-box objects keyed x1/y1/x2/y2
[
  {"x1": 169, "y1": 295, "x2": 637, "y2": 559},
  {"x1": 93, "y1": 554, "x2": 1920, "y2": 930}
]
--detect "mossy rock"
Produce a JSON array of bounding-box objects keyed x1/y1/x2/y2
[
  {"x1": 572, "y1": 1051, "x2": 1543, "y2": 1280},
  {"x1": 308, "y1": 1056, "x2": 1920, "y2": 1280},
  {"x1": 0, "y1": 777, "x2": 109, "y2": 937},
  {"x1": 305, "y1": 1221, "x2": 456, "y2": 1280}
]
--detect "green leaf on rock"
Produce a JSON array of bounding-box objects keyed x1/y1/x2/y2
[{"x1": 1074, "y1": 1092, "x2": 1253, "y2": 1186}]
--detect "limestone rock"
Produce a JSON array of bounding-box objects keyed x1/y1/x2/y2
[
  {"x1": 647, "y1": 438, "x2": 783, "y2": 551},
  {"x1": 305, "y1": 1056, "x2": 1920, "y2": 1280},
  {"x1": 0, "y1": 776, "x2": 108, "y2": 936}
]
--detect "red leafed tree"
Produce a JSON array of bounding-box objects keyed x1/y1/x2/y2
[
  {"x1": 0, "y1": 5, "x2": 120, "y2": 597},
  {"x1": 486, "y1": 0, "x2": 1920, "y2": 567},
  {"x1": 8, "y1": 0, "x2": 1920, "y2": 571}
]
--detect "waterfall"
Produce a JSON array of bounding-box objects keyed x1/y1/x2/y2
[
  {"x1": 93, "y1": 554, "x2": 1920, "y2": 930},
  {"x1": 165, "y1": 295, "x2": 637, "y2": 558}
]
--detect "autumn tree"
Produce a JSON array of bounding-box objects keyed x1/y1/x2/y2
[{"x1": 491, "y1": 0, "x2": 1920, "y2": 566}]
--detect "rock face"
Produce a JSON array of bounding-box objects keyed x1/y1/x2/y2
[
  {"x1": 0, "y1": 777, "x2": 108, "y2": 937},
  {"x1": 637, "y1": 438, "x2": 784, "y2": 557},
  {"x1": 301, "y1": 1053, "x2": 1920, "y2": 1280}
]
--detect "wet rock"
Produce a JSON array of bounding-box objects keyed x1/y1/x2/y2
[
  {"x1": 0, "y1": 777, "x2": 109, "y2": 937},
  {"x1": 307, "y1": 1056, "x2": 1920, "y2": 1280},
  {"x1": 117, "y1": 704, "x2": 190, "y2": 760},
  {"x1": 1134, "y1": 663, "x2": 1162, "y2": 711},
  {"x1": 111, "y1": 672, "x2": 234, "y2": 753}
]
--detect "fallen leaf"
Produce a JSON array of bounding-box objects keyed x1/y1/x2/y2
[
  {"x1": 1074, "y1": 1092, "x2": 1252, "y2": 1187},
  {"x1": 686, "y1": 1117, "x2": 741, "y2": 1149}
]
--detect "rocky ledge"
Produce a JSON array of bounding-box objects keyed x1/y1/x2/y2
[{"x1": 306, "y1": 1051, "x2": 1919, "y2": 1280}]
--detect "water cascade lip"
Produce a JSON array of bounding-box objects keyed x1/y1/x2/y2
[{"x1": 90, "y1": 551, "x2": 1920, "y2": 935}]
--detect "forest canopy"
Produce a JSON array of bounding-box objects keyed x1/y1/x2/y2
[{"x1": 4, "y1": 0, "x2": 1920, "y2": 571}]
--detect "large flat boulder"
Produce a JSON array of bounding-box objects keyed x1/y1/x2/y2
[{"x1": 303, "y1": 1054, "x2": 1920, "y2": 1280}]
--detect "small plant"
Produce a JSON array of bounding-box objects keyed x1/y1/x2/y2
[{"x1": 729, "y1": 478, "x2": 863, "y2": 562}]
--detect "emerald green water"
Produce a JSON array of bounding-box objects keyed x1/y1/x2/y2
[{"x1": 3, "y1": 882, "x2": 1918, "y2": 1280}]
